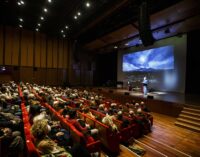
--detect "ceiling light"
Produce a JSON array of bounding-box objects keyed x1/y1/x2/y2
[
  {"x1": 65, "y1": 26, "x2": 69, "y2": 29},
  {"x1": 38, "y1": 23, "x2": 41, "y2": 26},
  {"x1": 19, "y1": 25, "x2": 23, "y2": 28},
  {"x1": 74, "y1": 16, "x2": 77, "y2": 19},
  {"x1": 44, "y1": 8, "x2": 48, "y2": 13},
  {"x1": 61, "y1": 30, "x2": 64, "y2": 33},
  {"x1": 20, "y1": 0, "x2": 24, "y2": 5},
  {"x1": 36, "y1": 28, "x2": 39, "y2": 32},
  {"x1": 40, "y1": 16, "x2": 44, "y2": 20},
  {"x1": 114, "y1": 46, "x2": 118, "y2": 49},
  {"x1": 86, "y1": 2, "x2": 90, "y2": 7},
  {"x1": 77, "y1": 12, "x2": 81, "y2": 16},
  {"x1": 63, "y1": 34, "x2": 66, "y2": 38},
  {"x1": 17, "y1": 2, "x2": 21, "y2": 5},
  {"x1": 19, "y1": 18, "x2": 23, "y2": 22},
  {"x1": 48, "y1": 0, "x2": 52, "y2": 3}
]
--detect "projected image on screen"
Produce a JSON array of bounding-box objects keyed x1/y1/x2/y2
[{"x1": 123, "y1": 45, "x2": 174, "y2": 72}]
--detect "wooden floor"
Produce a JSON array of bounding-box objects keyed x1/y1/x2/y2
[{"x1": 114, "y1": 112, "x2": 200, "y2": 157}]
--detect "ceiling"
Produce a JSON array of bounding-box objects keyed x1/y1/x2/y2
[
  {"x1": 83, "y1": 0, "x2": 200, "y2": 53},
  {"x1": 1, "y1": 0, "x2": 199, "y2": 53}
]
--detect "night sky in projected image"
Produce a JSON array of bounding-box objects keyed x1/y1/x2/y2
[{"x1": 123, "y1": 45, "x2": 174, "y2": 72}]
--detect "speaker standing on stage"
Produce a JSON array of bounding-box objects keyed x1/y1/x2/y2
[{"x1": 142, "y1": 76, "x2": 148, "y2": 95}]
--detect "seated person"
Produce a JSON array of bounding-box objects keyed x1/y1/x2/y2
[
  {"x1": 82, "y1": 107, "x2": 95, "y2": 119},
  {"x1": 102, "y1": 110, "x2": 118, "y2": 132},
  {"x1": 140, "y1": 101, "x2": 150, "y2": 112},
  {"x1": 117, "y1": 111, "x2": 130, "y2": 128},
  {"x1": 0, "y1": 128, "x2": 24, "y2": 157},
  {"x1": 31, "y1": 119, "x2": 72, "y2": 157},
  {"x1": 28, "y1": 104, "x2": 42, "y2": 124},
  {"x1": 66, "y1": 110, "x2": 98, "y2": 143},
  {"x1": 0, "y1": 112, "x2": 22, "y2": 129},
  {"x1": 37, "y1": 138, "x2": 72, "y2": 157},
  {"x1": 97, "y1": 104, "x2": 106, "y2": 114},
  {"x1": 135, "y1": 109, "x2": 151, "y2": 134}
]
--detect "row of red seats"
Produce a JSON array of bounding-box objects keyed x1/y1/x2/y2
[
  {"x1": 18, "y1": 85, "x2": 41, "y2": 157},
  {"x1": 59, "y1": 101, "x2": 121, "y2": 154},
  {"x1": 61, "y1": 97, "x2": 141, "y2": 152},
  {"x1": 31, "y1": 89, "x2": 101, "y2": 155}
]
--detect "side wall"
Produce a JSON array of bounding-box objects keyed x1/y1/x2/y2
[{"x1": 0, "y1": 25, "x2": 71, "y2": 86}]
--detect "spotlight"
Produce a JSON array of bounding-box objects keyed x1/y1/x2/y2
[
  {"x1": 44, "y1": 8, "x2": 48, "y2": 13},
  {"x1": 77, "y1": 12, "x2": 81, "y2": 16},
  {"x1": 20, "y1": 0, "x2": 24, "y2": 5},
  {"x1": 86, "y1": 2, "x2": 90, "y2": 7}
]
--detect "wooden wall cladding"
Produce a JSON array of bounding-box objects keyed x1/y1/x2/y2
[
  {"x1": 4, "y1": 26, "x2": 20, "y2": 66},
  {"x1": 26, "y1": 30, "x2": 34, "y2": 67},
  {"x1": 0, "y1": 26, "x2": 3, "y2": 65},
  {"x1": 52, "y1": 39, "x2": 58, "y2": 68},
  {"x1": 40, "y1": 34, "x2": 46, "y2": 68},
  {"x1": 58, "y1": 39, "x2": 64, "y2": 68},
  {"x1": 47, "y1": 38, "x2": 53, "y2": 68},
  {"x1": 1, "y1": 26, "x2": 70, "y2": 69},
  {"x1": 35, "y1": 32, "x2": 41, "y2": 67},
  {"x1": 21, "y1": 30, "x2": 32, "y2": 66},
  {"x1": 0, "y1": 25, "x2": 72, "y2": 86},
  {"x1": 12, "y1": 28, "x2": 20, "y2": 65},
  {"x1": 63, "y1": 40, "x2": 68, "y2": 68},
  {"x1": 5, "y1": 26, "x2": 12, "y2": 65}
]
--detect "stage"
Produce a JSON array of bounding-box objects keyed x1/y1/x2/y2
[
  {"x1": 91, "y1": 87, "x2": 200, "y2": 117},
  {"x1": 113, "y1": 88, "x2": 200, "y2": 106}
]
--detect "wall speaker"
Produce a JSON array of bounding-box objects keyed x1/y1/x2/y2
[
  {"x1": 124, "y1": 92, "x2": 130, "y2": 95},
  {"x1": 33, "y1": 67, "x2": 38, "y2": 71},
  {"x1": 147, "y1": 95, "x2": 154, "y2": 99},
  {"x1": 138, "y1": 0, "x2": 155, "y2": 46},
  {"x1": 13, "y1": 66, "x2": 19, "y2": 71}
]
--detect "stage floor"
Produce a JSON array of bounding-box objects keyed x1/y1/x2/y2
[{"x1": 101, "y1": 88, "x2": 200, "y2": 107}]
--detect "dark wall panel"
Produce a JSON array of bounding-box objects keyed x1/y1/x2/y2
[
  {"x1": 20, "y1": 67, "x2": 33, "y2": 83},
  {"x1": 33, "y1": 68, "x2": 46, "y2": 85},
  {"x1": 186, "y1": 30, "x2": 200, "y2": 94}
]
